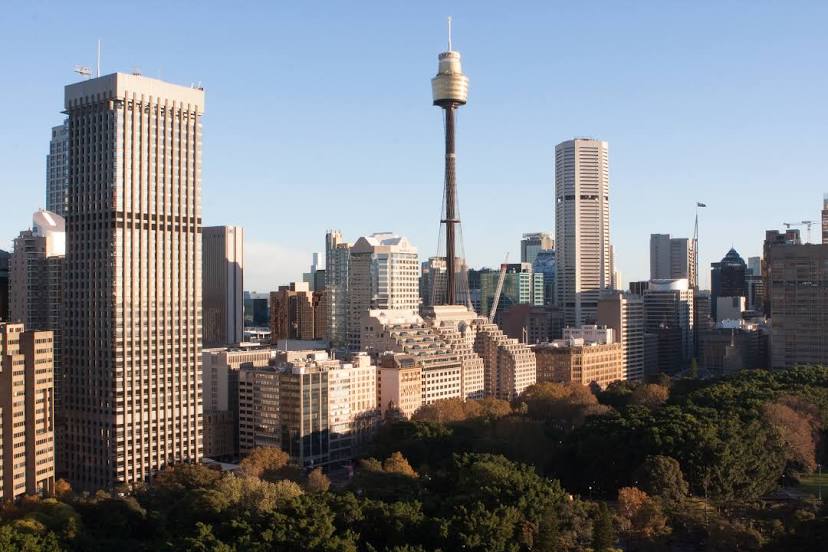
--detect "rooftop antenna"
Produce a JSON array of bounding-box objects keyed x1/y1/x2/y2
[
  {"x1": 96, "y1": 39, "x2": 101, "y2": 77},
  {"x1": 447, "y1": 16, "x2": 452, "y2": 51}
]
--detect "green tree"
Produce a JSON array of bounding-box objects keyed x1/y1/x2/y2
[
  {"x1": 633, "y1": 455, "x2": 689, "y2": 503},
  {"x1": 591, "y1": 502, "x2": 616, "y2": 552},
  {"x1": 239, "y1": 446, "x2": 290, "y2": 479}
]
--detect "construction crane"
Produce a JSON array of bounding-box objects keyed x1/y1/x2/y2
[
  {"x1": 783, "y1": 221, "x2": 814, "y2": 243},
  {"x1": 488, "y1": 253, "x2": 509, "y2": 323}
]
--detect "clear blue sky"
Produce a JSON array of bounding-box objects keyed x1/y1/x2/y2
[{"x1": 1, "y1": 1, "x2": 826, "y2": 291}]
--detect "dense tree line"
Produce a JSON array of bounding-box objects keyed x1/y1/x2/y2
[{"x1": 1, "y1": 366, "x2": 828, "y2": 550}]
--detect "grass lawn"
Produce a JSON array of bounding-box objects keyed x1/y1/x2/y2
[{"x1": 797, "y1": 472, "x2": 828, "y2": 498}]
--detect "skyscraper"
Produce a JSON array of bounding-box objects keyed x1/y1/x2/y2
[
  {"x1": 347, "y1": 233, "x2": 419, "y2": 351},
  {"x1": 325, "y1": 230, "x2": 350, "y2": 349},
  {"x1": 710, "y1": 248, "x2": 747, "y2": 321},
  {"x1": 822, "y1": 193, "x2": 827, "y2": 245},
  {"x1": 643, "y1": 279, "x2": 695, "y2": 373},
  {"x1": 46, "y1": 120, "x2": 69, "y2": 216},
  {"x1": 555, "y1": 138, "x2": 611, "y2": 326},
  {"x1": 63, "y1": 73, "x2": 204, "y2": 490},
  {"x1": 202, "y1": 226, "x2": 244, "y2": 347},
  {"x1": 521, "y1": 232, "x2": 554, "y2": 265},
  {"x1": 0, "y1": 250, "x2": 9, "y2": 321},
  {"x1": 650, "y1": 234, "x2": 696, "y2": 287}
]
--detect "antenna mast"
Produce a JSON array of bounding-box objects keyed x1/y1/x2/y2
[
  {"x1": 96, "y1": 39, "x2": 101, "y2": 77},
  {"x1": 447, "y1": 16, "x2": 452, "y2": 51}
]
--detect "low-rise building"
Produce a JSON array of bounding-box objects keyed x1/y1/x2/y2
[
  {"x1": 534, "y1": 338, "x2": 623, "y2": 389},
  {"x1": 377, "y1": 353, "x2": 423, "y2": 419}
]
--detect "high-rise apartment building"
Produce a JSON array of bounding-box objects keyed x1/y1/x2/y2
[
  {"x1": 650, "y1": 234, "x2": 696, "y2": 288},
  {"x1": 521, "y1": 232, "x2": 554, "y2": 265},
  {"x1": 325, "y1": 231, "x2": 350, "y2": 349},
  {"x1": 0, "y1": 324, "x2": 55, "y2": 501},
  {"x1": 347, "y1": 233, "x2": 420, "y2": 351},
  {"x1": 63, "y1": 73, "x2": 204, "y2": 490},
  {"x1": 643, "y1": 279, "x2": 695, "y2": 373},
  {"x1": 46, "y1": 120, "x2": 69, "y2": 216},
  {"x1": 202, "y1": 226, "x2": 243, "y2": 348},
  {"x1": 555, "y1": 138, "x2": 611, "y2": 326},
  {"x1": 597, "y1": 291, "x2": 645, "y2": 381},
  {"x1": 766, "y1": 242, "x2": 828, "y2": 369}
]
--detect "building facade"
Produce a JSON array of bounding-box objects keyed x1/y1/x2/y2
[
  {"x1": 643, "y1": 279, "x2": 695, "y2": 373},
  {"x1": 710, "y1": 248, "x2": 747, "y2": 321},
  {"x1": 597, "y1": 291, "x2": 645, "y2": 381},
  {"x1": 63, "y1": 73, "x2": 204, "y2": 490},
  {"x1": 650, "y1": 234, "x2": 696, "y2": 288},
  {"x1": 534, "y1": 339, "x2": 624, "y2": 389},
  {"x1": 202, "y1": 226, "x2": 244, "y2": 348},
  {"x1": 325, "y1": 230, "x2": 350, "y2": 349},
  {"x1": 555, "y1": 138, "x2": 611, "y2": 327},
  {"x1": 0, "y1": 324, "x2": 55, "y2": 501},
  {"x1": 766, "y1": 243, "x2": 828, "y2": 369},
  {"x1": 46, "y1": 120, "x2": 69, "y2": 217},
  {"x1": 347, "y1": 233, "x2": 420, "y2": 351},
  {"x1": 0, "y1": 250, "x2": 8, "y2": 322},
  {"x1": 521, "y1": 232, "x2": 554, "y2": 265}
]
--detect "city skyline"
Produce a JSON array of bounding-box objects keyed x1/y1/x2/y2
[{"x1": 2, "y1": 2, "x2": 828, "y2": 292}]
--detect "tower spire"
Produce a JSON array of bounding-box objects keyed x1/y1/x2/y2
[{"x1": 431, "y1": 19, "x2": 469, "y2": 305}]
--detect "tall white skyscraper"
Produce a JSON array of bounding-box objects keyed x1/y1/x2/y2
[
  {"x1": 63, "y1": 73, "x2": 204, "y2": 490},
  {"x1": 347, "y1": 233, "x2": 420, "y2": 351},
  {"x1": 554, "y1": 138, "x2": 611, "y2": 326},
  {"x1": 46, "y1": 120, "x2": 69, "y2": 216},
  {"x1": 202, "y1": 226, "x2": 244, "y2": 347}
]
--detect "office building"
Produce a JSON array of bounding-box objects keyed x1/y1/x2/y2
[
  {"x1": 643, "y1": 279, "x2": 695, "y2": 373},
  {"x1": 473, "y1": 320, "x2": 536, "y2": 400},
  {"x1": 650, "y1": 234, "x2": 696, "y2": 288},
  {"x1": 63, "y1": 73, "x2": 204, "y2": 490},
  {"x1": 563, "y1": 324, "x2": 614, "y2": 344},
  {"x1": 202, "y1": 226, "x2": 244, "y2": 348},
  {"x1": 532, "y1": 249, "x2": 556, "y2": 306},
  {"x1": 555, "y1": 138, "x2": 611, "y2": 327},
  {"x1": 823, "y1": 194, "x2": 828, "y2": 245},
  {"x1": 699, "y1": 322, "x2": 767, "y2": 373},
  {"x1": 534, "y1": 338, "x2": 623, "y2": 389},
  {"x1": 716, "y1": 296, "x2": 746, "y2": 323},
  {"x1": 766, "y1": 241, "x2": 828, "y2": 369},
  {"x1": 9, "y1": 211, "x2": 65, "y2": 474},
  {"x1": 0, "y1": 250, "x2": 8, "y2": 321},
  {"x1": 325, "y1": 230, "x2": 350, "y2": 349},
  {"x1": 762, "y1": 229, "x2": 801, "y2": 316},
  {"x1": 479, "y1": 263, "x2": 544, "y2": 318},
  {"x1": 270, "y1": 282, "x2": 325, "y2": 341},
  {"x1": 302, "y1": 252, "x2": 325, "y2": 292},
  {"x1": 500, "y1": 304, "x2": 563, "y2": 344},
  {"x1": 243, "y1": 292, "x2": 270, "y2": 328},
  {"x1": 0, "y1": 324, "x2": 55, "y2": 500},
  {"x1": 46, "y1": 120, "x2": 69, "y2": 217},
  {"x1": 239, "y1": 352, "x2": 378, "y2": 466},
  {"x1": 521, "y1": 232, "x2": 554, "y2": 265},
  {"x1": 202, "y1": 347, "x2": 273, "y2": 459},
  {"x1": 347, "y1": 233, "x2": 420, "y2": 351},
  {"x1": 710, "y1": 248, "x2": 747, "y2": 320},
  {"x1": 629, "y1": 281, "x2": 649, "y2": 296},
  {"x1": 597, "y1": 292, "x2": 645, "y2": 381}
]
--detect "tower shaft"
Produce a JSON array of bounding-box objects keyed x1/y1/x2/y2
[{"x1": 443, "y1": 104, "x2": 458, "y2": 305}]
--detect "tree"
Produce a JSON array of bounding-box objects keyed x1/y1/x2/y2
[
  {"x1": 630, "y1": 384, "x2": 669, "y2": 409},
  {"x1": 382, "y1": 452, "x2": 417, "y2": 477},
  {"x1": 306, "y1": 468, "x2": 331, "y2": 493},
  {"x1": 762, "y1": 398, "x2": 819, "y2": 474},
  {"x1": 591, "y1": 502, "x2": 616, "y2": 552},
  {"x1": 633, "y1": 455, "x2": 689, "y2": 503},
  {"x1": 239, "y1": 446, "x2": 290, "y2": 479},
  {"x1": 53, "y1": 479, "x2": 72, "y2": 498}
]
